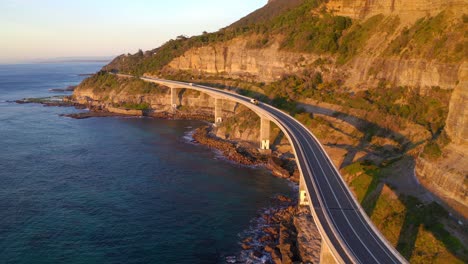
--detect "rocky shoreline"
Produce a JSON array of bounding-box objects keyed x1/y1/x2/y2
[
  {"x1": 192, "y1": 126, "x2": 263, "y2": 166},
  {"x1": 237, "y1": 195, "x2": 320, "y2": 264}
]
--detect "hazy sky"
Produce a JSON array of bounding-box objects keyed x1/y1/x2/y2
[{"x1": 0, "y1": 0, "x2": 266, "y2": 63}]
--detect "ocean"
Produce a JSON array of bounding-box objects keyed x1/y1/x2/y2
[{"x1": 0, "y1": 63, "x2": 293, "y2": 263}]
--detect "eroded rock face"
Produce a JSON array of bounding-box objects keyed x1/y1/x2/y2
[
  {"x1": 326, "y1": 0, "x2": 467, "y2": 21},
  {"x1": 445, "y1": 62, "x2": 468, "y2": 146},
  {"x1": 294, "y1": 207, "x2": 321, "y2": 263},
  {"x1": 416, "y1": 144, "x2": 468, "y2": 218},
  {"x1": 167, "y1": 29, "x2": 462, "y2": 91},
  {"x1": 346, "y1": 58, "x2": 461, "y2": 91},
  {"x1": 168, "y1": 39, "x2": 317, "y2": 83},
  {"x1": 415, "y1": 62, "x2": 468, "y2": 217}
]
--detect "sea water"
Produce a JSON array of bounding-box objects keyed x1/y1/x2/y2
[{"x1": 0, "y1": 63, "x2": 292, "y2": 263}]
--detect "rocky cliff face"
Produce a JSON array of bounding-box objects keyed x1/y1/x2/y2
[
  {"x1": 346, "y1": 58, "x2": 461, "y2": 90},
  {"x1": 168, "y1": 6, "x2": 465, "y2": 92},
  {"x1": 415, "y1": 62, "x2": 467, "y2": 216},
  {"x1": 445, "y1": 62, "x2": 468, "y2": 146},
  {"x1": 326, "y1": 0, "x2": 467, "y2": 22},
  {"x1": 73, "y1": 77, "x2": 215, "y2": 120},
  {"x1": 168, "y1": 38, "x2": 317, "y2": 83},
  {"x1": 416, "y1": 144, "x2": 467, "y2": 218}
]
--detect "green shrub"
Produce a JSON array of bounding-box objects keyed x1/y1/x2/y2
[
  {"x1": 117, "y1": 102, "x2": 150, "y2": 110},
  {"x1": 422, "y1": 141, "x2": 442, "y2": 159}
]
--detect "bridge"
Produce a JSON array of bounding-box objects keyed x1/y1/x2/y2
[{"x1": 120, "y1": 74, "x2": 407, "y2": 263}]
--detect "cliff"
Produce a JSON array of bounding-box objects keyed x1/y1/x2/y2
[
  {"x1": 166, "y1": 8, "x2": 465, "y2": 91},
  {"x1": 168, "y1": 39, "x2": 317, "y2": 83},
  {"x1": 415, "y1": 62, "x2": 467, "y2": 217},
  {"x1": 445, "y1": 62, "x2": 468, "y2": 146},
  {"x1": 326, "y1": 0, "x2": 467, "y2": 22}
]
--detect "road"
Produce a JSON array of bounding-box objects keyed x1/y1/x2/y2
[{"x1": 137, "y1": 76, "x2": 407, "y2": 263}]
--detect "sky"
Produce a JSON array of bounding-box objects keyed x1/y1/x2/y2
[{"x1": 0, "y1": 0, "x2": 266, "y2": 63}]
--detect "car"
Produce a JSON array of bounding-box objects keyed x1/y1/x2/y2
[
  {"x1": 189, "y1": 83, "x2": 193, "y2": 86},
  {"x1": 250, "y1": 99, "x2": 259, "y2": 105}
]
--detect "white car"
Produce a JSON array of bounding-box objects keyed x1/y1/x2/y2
[{"x1": 250, "y1": 99, "x2": 259, "y2": 105}]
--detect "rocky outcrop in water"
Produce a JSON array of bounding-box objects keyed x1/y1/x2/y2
[{"x1": 239, "y1": 195, "x2": 321, "y2": 263}]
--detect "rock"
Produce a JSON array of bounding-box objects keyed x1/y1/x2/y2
[
  {"x1": 276, "y1": 195, "x2": 292, "y2": 203},
  {"x1": 290, "y1": 170, "x2": 300, "y2": 182},
  {"x1": 267, "y1": 156, "x2": 291, "y2": 179},
  {"x1": 294, "y1": 209, "x2": 321, "y2": 263},
  {"x1": 251, "y1": 250, "x2": 263, "y2": 259},
  {"x1": 277, "y1": 222, "x2": 299, "y2": 264},
  {"x1": 265, "y1": 245, "x2": 282, "y2": 264},
  {"x1": 241, "y1": 243, "x2": 252, "y2": 250},
  {"x1": 192, "y1": 126, "x2": 258, "y2": 165},
  {"x1": 259, "y1": 235, "x2": 274, "y2": 243},
  {"x1": 242, "y1": 237, "x2": 253, "y2": 244},
  {"x1": 225, "y1": 255, "x2": 237, "y2": 263},
  {"x1": 263, "y1": 227, "x2": 278, "y2": 236},
  {"x1": 444, "y1": 62, "x2": 467, "y2": 146},
  {"x1": 61, "y1": 112, "x2": 124, "y2": 119},
  {"x1": 168, "y1": 37, "x2": 317, "y2": 83},
  {"x1": 326, "y1": 0, "x2": 466, "y2": 21},
  {"x1": 415, "y1": 62, "x2": 468, "y2": 217}
]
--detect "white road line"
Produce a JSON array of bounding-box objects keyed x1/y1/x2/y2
[
  {"x1": 274, "y1": 115, "x2": 358, "y2": 263},
  {"x1": 309, "y1": 137, "x2": 398, "y2": 263},
  {"x1": 282, "y1": 116, "x2": 379, "y2": 263}
]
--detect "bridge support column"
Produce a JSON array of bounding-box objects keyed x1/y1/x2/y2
[
  {"x1": 320, "y1": 241, "x2": 338, "y2": 264},
  {"x1": 299, "y1": 176, "x2": 309, "y2": 206},
  {"x1": 214, "y1": 98, "x2": 223, "y2": 125},
  {"x1": 260, "y1": 117, "x2": 270, "y2": 150},
  {"x1": 171, "y1": 87, "x2": 178, "y2": 111}
]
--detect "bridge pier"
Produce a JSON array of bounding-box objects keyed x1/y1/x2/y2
[
  {"x1": 260, "y1": 117, "x2": 270, "y2": 151},
  {"x1": 170, "y1": 87, "x2": 178, "y2": 111},
  {"x1": 214, "y1": 98, "x2": 223, "y2": 125},
  {"x1": 299, "y1": 176, "x2": 309, "y2": 206}
]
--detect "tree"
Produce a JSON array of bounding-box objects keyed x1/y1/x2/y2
[{"x1": 137, "y1": 49, "x2": 144, "y2": 57}]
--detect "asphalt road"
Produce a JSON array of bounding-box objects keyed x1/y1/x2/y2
[{"x1": 139, "y1": 76, "x2": 407, "y2": 264}]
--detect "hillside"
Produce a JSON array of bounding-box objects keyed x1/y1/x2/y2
[
  {"x1": 103, "y1": 0, "x2": 467, "y2": 209},
  {"x1": 77, "y1": 0, "x2": 467, "y2": 262}
]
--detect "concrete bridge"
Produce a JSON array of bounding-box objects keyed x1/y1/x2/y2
[{"x1": 120, "y1": 74, "x2": 407, "y2": 264}]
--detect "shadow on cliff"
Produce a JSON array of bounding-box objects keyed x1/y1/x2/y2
[
  {"x1": 298, "y1": 102, "x2": 416, "y2": 168},
  {"x1": 354, "y1": 156, "x2": 465, "y2": 262}
]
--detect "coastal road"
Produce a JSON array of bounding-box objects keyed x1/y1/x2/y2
[{"x1": 135, "y1": 75, "x2": 407, "y2": 264}]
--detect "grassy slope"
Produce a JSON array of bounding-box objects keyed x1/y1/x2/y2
[{"x1": 343, "y1": 162, "x2": 467, "y2": 263}]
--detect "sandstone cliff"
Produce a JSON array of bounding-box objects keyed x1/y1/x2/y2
[
  {"x1": 168, "y1": 39, "x2": 317, "y2": 83},
  {"x1": 165, "y1": 4, "x2": 465, "y2": 91},
  {"x1": 415, "y1": 62, "x2": 467, "y2": 216},
  {"x1": 326, "y1": 0, "x2": 467, "y2": 22},
  {"x1": 445, "y1": 62, "x2": 468, "y2": 146}
]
